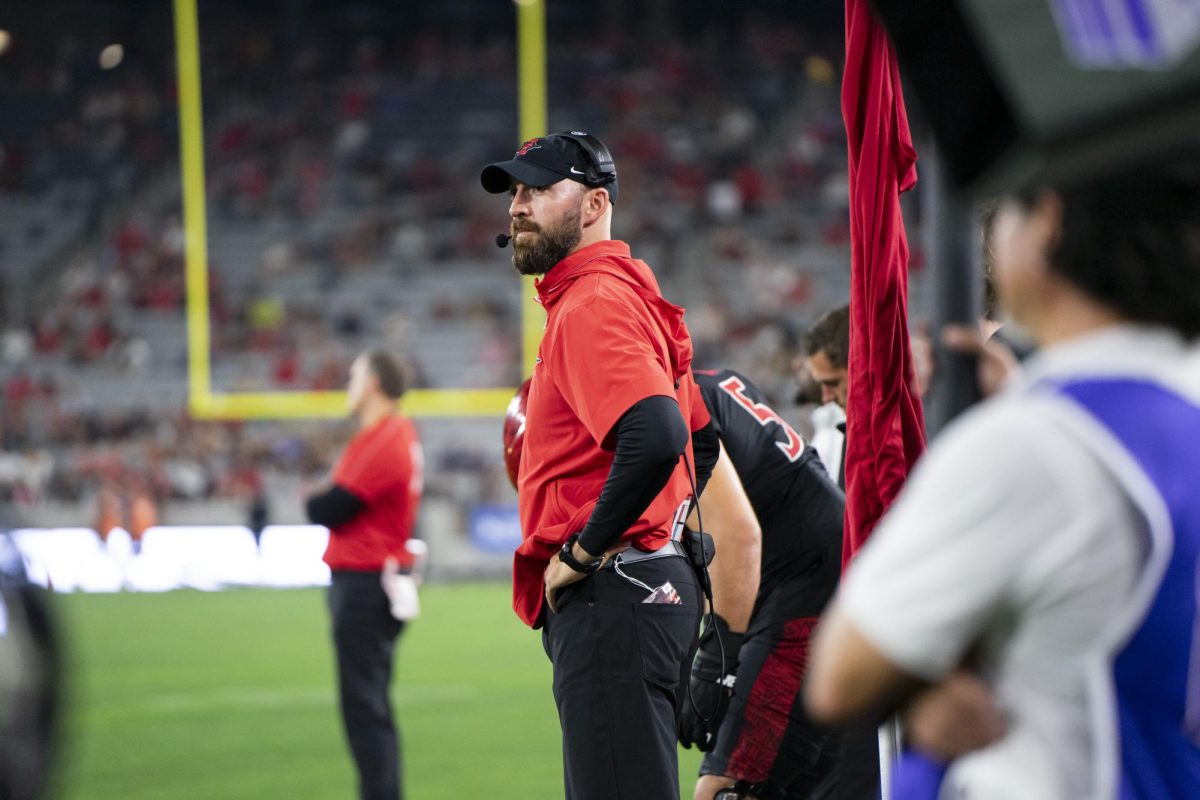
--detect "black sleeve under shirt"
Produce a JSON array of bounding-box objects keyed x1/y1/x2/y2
[
  {"x1": 305, "y1": 484, "x2": 367, "y2": 529},
  {"x1": 690, "y1": 419, "x2": 719, "y2": 497},
  {"x1": 576, "y1": 395, "x2": 689, "y2": 557}
]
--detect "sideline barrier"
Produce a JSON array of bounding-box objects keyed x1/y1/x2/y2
[{"x1": 9, "y1": 525, "x2": 332, "y2": 593}]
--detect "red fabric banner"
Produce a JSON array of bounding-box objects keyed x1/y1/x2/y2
[{"x1": 841, "y1": 0, "x2": 927, "y2": 567}]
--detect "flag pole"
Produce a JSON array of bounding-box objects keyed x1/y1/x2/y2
[{"x1": 922, "y1": 142, "x2": 982, "y2": 436}]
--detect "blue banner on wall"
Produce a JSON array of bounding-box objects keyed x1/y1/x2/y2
[{"x1": 468, "y1": 505, "x2": 522, "y2": 554}]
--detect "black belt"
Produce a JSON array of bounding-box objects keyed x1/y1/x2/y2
[{"x1": 607, "y1": 539, "x2": 686, "y2": 568}]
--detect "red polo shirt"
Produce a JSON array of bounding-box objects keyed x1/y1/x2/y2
[
  {"x1": 323, "y1": 414, "x2": 423, "y2": 572},
  {"x1": 513, "y1": 239, "x2": 710, "y2": 627}
]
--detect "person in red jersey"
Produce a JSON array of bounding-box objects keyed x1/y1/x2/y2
[
  {"x1": 304, "y1": 350, "x2": 423, "y2": 800},
  {"x1": 481, "y1": 132, "x2": 719, "y2": 800}
]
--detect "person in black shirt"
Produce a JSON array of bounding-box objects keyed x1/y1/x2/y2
[{"x1": 679, "y1": 369, "x2": 847, "y2": 800}]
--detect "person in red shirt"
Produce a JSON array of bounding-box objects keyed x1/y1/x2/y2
[
  {"x1": 481, "y1": 132, "x2": 719, "y2": 800},
  {"x1": 304, "y1": 350, "x2": 422, "y2": 800}
]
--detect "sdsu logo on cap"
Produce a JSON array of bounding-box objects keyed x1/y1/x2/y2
[
  {"x1": 481, "y1": 131, "x2": 618, "y2": 204},
  {"x1": 514, "y1": 138, "x2": 542, "y2": 157}
]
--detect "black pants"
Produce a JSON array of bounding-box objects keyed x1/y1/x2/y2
[
  {"x1": 698, "y1": 515, "x2": 845, "y2": 798},
  {"x1": 542, "y1": 554, "x2": 701, "y2": 800},
  {"x1": 700, "y1": 616, "x2": 835, "y2": 799},
  {"x1": 329, "y1": 570, "x2": 405, "y2": 800}
]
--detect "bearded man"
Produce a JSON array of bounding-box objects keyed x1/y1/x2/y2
[{"x1": 481, "y1": 132, "x2": 719, "y2": 800}]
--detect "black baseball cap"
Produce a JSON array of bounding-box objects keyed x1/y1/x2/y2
[{"x1": 480, "y1": 131, "x2": 619, "y2": 204}]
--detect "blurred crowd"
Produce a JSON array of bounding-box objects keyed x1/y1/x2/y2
[{"x1": 0, "y1": 1, "x2": 878, "y2": 518}]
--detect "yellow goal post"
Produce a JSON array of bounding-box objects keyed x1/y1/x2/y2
[{"x1": 173, "y1": 0, "x2": 546, "y2": 420}]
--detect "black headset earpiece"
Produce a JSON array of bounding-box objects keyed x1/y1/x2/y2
[{"x1": 554, "y1": 131, "x2": 617, "y2": 187}]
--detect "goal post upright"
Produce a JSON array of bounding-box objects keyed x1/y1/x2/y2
[{"x1": 172, "y1": 0, "x2": 548, "y2": 420}]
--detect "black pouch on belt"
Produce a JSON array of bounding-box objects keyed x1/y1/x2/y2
[{"x1": 680, "y1": 528, "x2": 716, "y2": 594}]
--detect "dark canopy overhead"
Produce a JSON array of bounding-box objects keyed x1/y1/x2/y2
[{"x1": 872, "y1": 0, "x2": 1200, "y2": 194}]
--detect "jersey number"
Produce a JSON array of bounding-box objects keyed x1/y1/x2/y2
[{"x1": 718, "y1": 376, "x2": 805, "y2": 462}]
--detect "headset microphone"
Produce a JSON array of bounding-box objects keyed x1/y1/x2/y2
[{"x1": 495, "y1": 233, "x2": 512, "y2": 248}]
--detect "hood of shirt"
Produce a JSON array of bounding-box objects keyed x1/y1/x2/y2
[{"x1": 533, "y1": 239, "x2": 694, "y2": 383}]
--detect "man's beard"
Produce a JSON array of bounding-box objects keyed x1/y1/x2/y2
[{"x1": 511, "y1": 203, "x2": 583, "y2": 276}]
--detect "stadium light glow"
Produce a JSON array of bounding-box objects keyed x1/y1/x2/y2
[
  {"x1": 99, "y1": 43, "x2": 124, "y2": 69},
  {"x1": 806, "y1": 56, "x2": 835, "y2": 85},
  {"x1": 0, "y1": 30, "x2": 11, "y2": 57}
]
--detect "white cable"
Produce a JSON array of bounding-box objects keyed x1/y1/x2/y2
[{"x1": 612, "y1": 555, "x2": 656, "y2": 593}]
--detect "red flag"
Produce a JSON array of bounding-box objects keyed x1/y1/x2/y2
[{"x1": 841, "y1": 0, "x2": 926, "y2": 567}]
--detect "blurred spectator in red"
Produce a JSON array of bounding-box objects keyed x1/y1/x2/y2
[
  {"x1": 310, "y1": 353, "x2": 346, "y2": 391},
  {"x1": 114, "y1": 221, "x2": 149, "y2": 265},
  {"x1": 272, "y1": 343, "x2": 301, "y2": 386},
  {"x1": 3, "y1": 371, "x2": 37, "y2": 409},
  {"x1": 83, "y1": 316, "x2": 117, "y2": 360},
  {"x1": 94, "y1": 479, "x2": 124, "y2": 545},
  {"x1": 127, "y1": 479, "x2": 158, "y2": 555}
]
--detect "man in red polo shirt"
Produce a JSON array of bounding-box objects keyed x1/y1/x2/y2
[
  {"x1": 481, "y1": 132, "x2": 719, "y2": 800},
  {"x1": 304, "y1": 350, "x2": 422, "y2": 800}
]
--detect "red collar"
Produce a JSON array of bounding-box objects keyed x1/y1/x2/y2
[{"x1": 534, "y1": 240, "x2": 632, "y2": 304}]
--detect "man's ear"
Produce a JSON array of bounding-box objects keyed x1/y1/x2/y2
[
  {"x1": 582, "y1": 187, "x2": 609, "y2": 227},
  {"x1": 1029, "y1": 190, "x2": 1064, "y2": 268}
]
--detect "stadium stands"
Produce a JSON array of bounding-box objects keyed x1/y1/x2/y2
[{"x1": 0, "y1": 1, "x2": 912, "y2": 539}]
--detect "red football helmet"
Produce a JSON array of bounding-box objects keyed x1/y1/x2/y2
[{"x1": 503, "y1": 379, "x2": 531, "y2": 489}]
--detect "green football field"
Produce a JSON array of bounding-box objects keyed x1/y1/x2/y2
[{"x1": 48, "y1": 583, "x2": 703, "y2": 799}]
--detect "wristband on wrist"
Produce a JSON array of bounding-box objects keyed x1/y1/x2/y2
[{"x1": 559, "y1": 533, "x2": 603, "y2": 574}]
